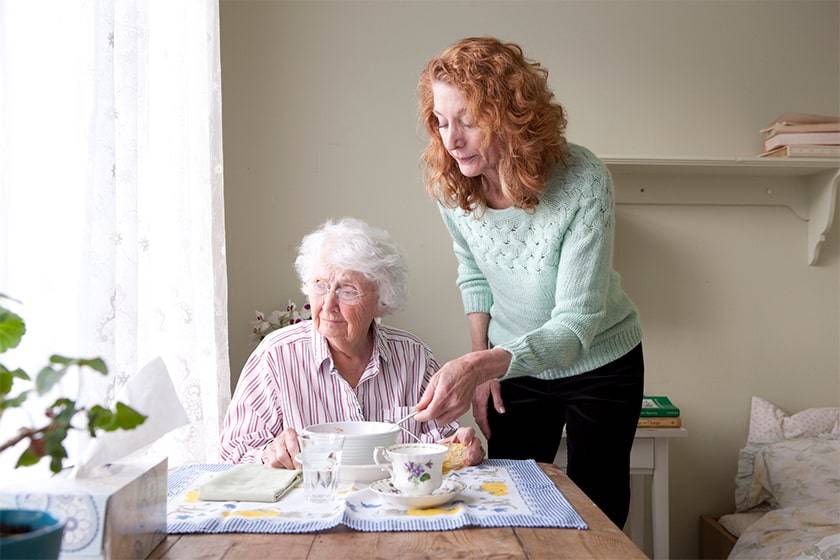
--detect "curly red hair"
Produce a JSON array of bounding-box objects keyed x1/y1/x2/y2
[{"x1": 418, "y1": 37, "x2": 568, "y2": 212}]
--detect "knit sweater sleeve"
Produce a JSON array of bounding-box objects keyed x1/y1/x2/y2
[
  {"x1": 499, "y1": 160, "x2": 616, "y2": 378},
  {"x1": 438, "y1": 204, "x2": 493, "y2": 314}
]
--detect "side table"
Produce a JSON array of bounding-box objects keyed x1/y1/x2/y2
[{"x1": 555, "y1": 427, "x2": 688, "y2": 559}]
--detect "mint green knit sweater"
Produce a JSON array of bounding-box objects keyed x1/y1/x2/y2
[{"x1": 439, "y1": 144, "x2": 642, "y2": 380}]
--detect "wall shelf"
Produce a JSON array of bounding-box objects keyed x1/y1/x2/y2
[{"x1": 602, "y1": 156, "x2": 840, "y2": 266}]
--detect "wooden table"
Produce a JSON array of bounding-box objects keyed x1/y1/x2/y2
[{"x1": 150, "y1": 463, "x2": 646, "y2": 560}]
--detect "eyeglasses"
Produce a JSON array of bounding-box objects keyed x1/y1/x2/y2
[{"x1": 308, "y1": 279, "x2": 366, "y2": 303}]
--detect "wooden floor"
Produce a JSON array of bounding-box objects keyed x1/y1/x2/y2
[{"x1": 151, "y1": 463, "x2": 647, "y2": 559}]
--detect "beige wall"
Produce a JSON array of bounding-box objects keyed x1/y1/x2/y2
[{"x1": 220, "y1": 1, "x2": 840, "y2": 557}]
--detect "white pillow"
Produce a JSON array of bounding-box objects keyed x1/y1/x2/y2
[
  {"x1": 747, "y1": 396, "x2": 840, "y2": 444},
  {"x1": 736, "y1": 436, "x2": 840, "y2": 511},
  {"x1": 735, "y1": 397, "x2": 840, "y2": 511},
  {"x1": 755, "y1": 436, "x2": 840, "y2": 508}
]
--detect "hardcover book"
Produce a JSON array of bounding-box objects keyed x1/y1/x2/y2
[
  {"x1": 640, "y1": 395, "x2": 680, "y2": 417},
  {"x1": 759, "y1": 145, "x2": 840, "y2": 158},
  {"x1": 762, "y1": 112, "x2": 840, "y2": 128},
  {"x1": 638, "y1": 416, "x2": 683, "y2": 428},
  {"x1": 764, "y1": 131, "x2": 840, "y2": 151},
  {"x1": 761, "y1": 122, "x2": 840, "y2": 137}
]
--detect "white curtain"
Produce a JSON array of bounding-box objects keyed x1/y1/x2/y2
[{"x1": 0, "y1": 0, "x2": 230, "y2": 467}]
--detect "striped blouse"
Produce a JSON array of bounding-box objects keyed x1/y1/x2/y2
[{"x1": 220, "y1": 320, "x2": 458, "y2": 463}]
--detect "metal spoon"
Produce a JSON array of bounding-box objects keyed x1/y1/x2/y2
[
  {"x1": 392, "y1": 410, "x2": 422, "y2": 442},
  {"x1": 397, "y1": 425, "x2": 422, "y2": 443},
  {"x1": 394, "y1": 409, "x2": 420, "y2": 426}
]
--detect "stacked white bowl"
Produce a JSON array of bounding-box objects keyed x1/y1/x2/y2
[{"x1": 302, "y1": 421, "x2": 400, "y2": 466}]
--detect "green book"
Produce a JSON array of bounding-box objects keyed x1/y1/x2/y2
[{"x1": 640, "y1": 395, "x2": 680, "y2": 417}]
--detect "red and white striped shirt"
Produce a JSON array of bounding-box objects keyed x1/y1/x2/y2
[{"x1": 220, "y1": 320, "x2": 458, "y2": 463}]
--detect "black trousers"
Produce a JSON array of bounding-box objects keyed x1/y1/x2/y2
[{"x1": 487, "y1": 343, "x2": 644, "y2": 528}]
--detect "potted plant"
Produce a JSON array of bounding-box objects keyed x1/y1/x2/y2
[
  {"x1": 0, "y1": 294, "x2": 147, "y2": 559},
  {"x1": 0, "y1": 509, "x2": 64, "y2": 560}
]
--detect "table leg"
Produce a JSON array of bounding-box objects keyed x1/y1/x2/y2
[
  {"x1": 628, "y1": 474, "x2": 645, "y2": 552},
  {"x1": 652, "y1": 439, "x2": 669, "y2": 559}
]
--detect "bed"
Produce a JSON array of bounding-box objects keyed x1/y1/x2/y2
[
  {"x1": 711, "y1": 396, "x2": 840, "y2": 560},
  {"x1": 699, "y1": 514, "x2": 738, "y2": 559}
]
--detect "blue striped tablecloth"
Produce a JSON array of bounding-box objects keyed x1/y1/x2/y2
[{"x1": 167, "y1": 459, "x2": 587, "y2": 533}]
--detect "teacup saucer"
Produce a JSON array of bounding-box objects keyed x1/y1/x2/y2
[
  {"x1": 368, "y1": 479, "x2": 465, "y2": 509},
  {"x1": 340, "y1": 463, "x2": 389, "y2": 483}
]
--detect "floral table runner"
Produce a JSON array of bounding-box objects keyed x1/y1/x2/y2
[{"x1": 167, "y1": 459, "x2": 588, "y2": 533}]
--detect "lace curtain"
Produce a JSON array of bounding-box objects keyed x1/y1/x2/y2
[{"x1": 0, "y1": 0, "x2": 230, "y2": 467}]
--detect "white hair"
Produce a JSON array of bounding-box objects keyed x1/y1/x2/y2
[{"x1": 294, "y1": 218, "x2": 408, "y2": 315}]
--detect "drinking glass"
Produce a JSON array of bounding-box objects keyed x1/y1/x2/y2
[{"x1": 297, "y1": 433, "x2": 345, "y2": 504}]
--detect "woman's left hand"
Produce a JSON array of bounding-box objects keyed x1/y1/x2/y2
[{"x1": 440, "y1": 426, "x2": 484, "y2": 466}]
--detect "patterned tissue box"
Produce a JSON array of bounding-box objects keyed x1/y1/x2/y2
[{"x1": 0, "y1": 457, "x2": 167, "y2": 559}]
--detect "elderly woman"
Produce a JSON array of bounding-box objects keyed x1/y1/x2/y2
[
  {"x1": 413, "y1": 37, "x2": 644, "y2": 527},
  {"x1": 220, "y1": 217, "x2": 483, "y2": 469}
]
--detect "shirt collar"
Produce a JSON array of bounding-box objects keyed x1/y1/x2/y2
[{"x1": 373, "y1": 320, "x2": 390, "y2": 366}]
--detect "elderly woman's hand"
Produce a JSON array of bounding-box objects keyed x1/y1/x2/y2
[
  {"x1": 440, "y1": 426, "x2": 484, "y2": 466},
  {"x1": 261, "y1": 427, "x2": 301, "y2": 469}
]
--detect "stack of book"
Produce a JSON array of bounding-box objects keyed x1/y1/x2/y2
[
  {"x1": 639, "y1": 395, "x2": 681, "y2": 428},
  {"x1": 759, "y1": 112, "x2": 840, "y2": 158}
]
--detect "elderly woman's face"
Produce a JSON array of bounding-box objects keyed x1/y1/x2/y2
[
  {"x1": 309, "y1": 269, "x2": 379, "y2": 349},
  {"x1": 432, "y1": 81, "x2": 500, "y2": 183}
]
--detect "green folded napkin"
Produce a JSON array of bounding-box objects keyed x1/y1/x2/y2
[{"x1": 199, "y1": 464, "x2": 302, "y2": 502}]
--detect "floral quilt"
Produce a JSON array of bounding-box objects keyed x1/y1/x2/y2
[{"x1": 729, "y1": 435, "x2": 840, "y2": 559}]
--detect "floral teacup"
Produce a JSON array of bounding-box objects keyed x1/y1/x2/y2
[{"x1": 373, "y1": 443, "x2": 448, "y2": 496}]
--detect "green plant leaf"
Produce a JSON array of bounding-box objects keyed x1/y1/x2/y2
[
  {"x1": 50, "y1": 398, "x2": 77, "y2": 426},
  {"x1": 1, "y1": 390, "x2": 29, "y2": 411},
  {"x1": 0, "y1": 308, "x2": 26, "y2": 353},
  {"x1": 44, "y1": 426, "x2": 69, "y2": 473},
  {"x1": 49, "y1": 452, "x2": 66, "y2": 474},
  {"x1": 420, "y1": 473, "x2": 431, "y2": 481},
  {"x1": 0, "y1": 370, "x2": 11, "y2": 395},
  {"x1": 15, "y1": 447, "x2": 41, "y2": 468},
  {"x1": 45, "y1": 426, "x2": 67, "y2": 448},
  {"x1": 36, "y1": 366, "x2": 68, "y2": 395},
  {"x1": 49, "y1": 355, "x2": 74, "y2": 366},
  {"x1": 87, "y1": 405, "x2": 113, "y2": 436},
  {"x1": 102, "y1": 402, "x2": 147, "y2": 431},
  {"x1": 0, "y1": 366, "x2": 26, "y2": 392},
  {"x1": 82, "y1": 358, "x2": 107, "y2": 375},
  {"x1": 49, "y1": 355, "x2": 108, "y2": 375}
]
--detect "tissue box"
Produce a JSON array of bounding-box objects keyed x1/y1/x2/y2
[{"x1": 0, "y1": 457, "x2": 167, "y2": 559}]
